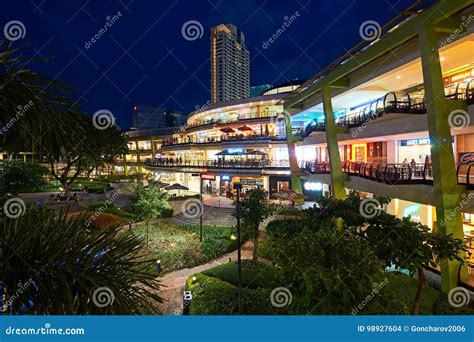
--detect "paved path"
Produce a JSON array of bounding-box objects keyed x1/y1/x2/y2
[{"x1": 156, "y1": 241, "x2": 255, "y2": 315}]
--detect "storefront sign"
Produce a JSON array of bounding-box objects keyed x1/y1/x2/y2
[
  {"x1": 400, "y1": 138, "x2": 430, "y2": 146},
  {"x1": 459, "y1": 152, "x2": 474, "y2": 165},
  {"x1": 304, "y1": 181, "x2": 323, "y2": 191},
  {"x1": 221, "y1": 175, "x2": 231, "y2": 181},
  {"x1": 443, "y1": 67, "x2": 474, "y2": 87},
  {"x1": 201, "y1": 174, "x2": 216, "y2": 181},
  {"x1": 403, "y1": 204, "x2": 421, "y2": 217}
]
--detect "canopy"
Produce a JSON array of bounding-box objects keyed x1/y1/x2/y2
[
  {"x1": 215, "y1": 150, "x2": 244, "y2": 156},
  {"x1": 164, "y1": 183, "x2": 189, "y2": 191},
  {"x1": 220, "y1": 127, "x2": 235, "y2": 133},
  {"x1": 238, "y1": 125, "x2": 253, "y2": 131}
]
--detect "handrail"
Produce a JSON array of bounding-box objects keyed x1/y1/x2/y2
[
  {"x1": 302, "y1": 161, "x2": 474, "y2": 188},
  {"x1": 144, "y1": 159, "x2": 290, "y2": 169},
  {"x1": 298, "y1": 80, "x2": 474, "y2": 138},
  {"x1": 161, "y1": 134, "x2": 285, "y2": 147}
]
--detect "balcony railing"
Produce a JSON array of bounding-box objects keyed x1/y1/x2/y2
[
  {"x1": 144, "y1": 158, "x2": 290, "y2": 169},
  {"x1": 161, "y1": 134, "x2": 286, "y2": 148},
  {"x1": 299, "y1": 79, "x2": 474, "y2": 137},
  {"x1": 302, "y1": 161, "x2": 474, "y2": 189},
  {"x1": 184, "y1": 112, "x2": 281, "y2": 132}
]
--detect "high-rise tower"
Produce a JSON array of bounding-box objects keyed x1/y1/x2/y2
[{"x1": 210, "y1": 24, "x2": 250, "y2": 103}]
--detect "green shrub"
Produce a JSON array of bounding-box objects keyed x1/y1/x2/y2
[
  {"x1": 265, "y1": 219, "x2": 303, "y2": 238},
  {"x1": 202, "y1": 260, "x2": 283, "y2": 289},
  {"x1": 257, "y1": 240, "x2": 275, "y2": 260},
  {"x1": 88, "y1": 200, "x2": 112, "y2": 210},
  {"x1": 185, "y1": 272, "x2": 287, "y2": 315},
  {"x1": 160, "y1": 207, "x2": 174, "y2": 218}
]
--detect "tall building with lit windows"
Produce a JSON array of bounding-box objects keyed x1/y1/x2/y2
[{"x1": 211, "y1": 24, "x2": 250, "y2": 103}]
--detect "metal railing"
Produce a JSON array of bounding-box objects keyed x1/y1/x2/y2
[
  {"x1": 161, "y1": 134, "x2": 285, "y2": 148},
  {"x1": 144, "y1": 159, "x2": 290, "y2": 169},
  {"x1": 299, "y1": 80, "x2": 474, "y2": 137},
  {"x1": 302, "y1": 161, "x2": 474, "y2": 189}
]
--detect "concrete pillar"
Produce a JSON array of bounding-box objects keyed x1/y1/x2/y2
[
  {"x1": 322, "y1": 86, "x2": 347, "y2": 199},
  {"x1": 282, "y1": 109, "x2": 304, "y2": 198},
  {"x1": 418, "y1": 22, "x2": 467, "y2": 291}
]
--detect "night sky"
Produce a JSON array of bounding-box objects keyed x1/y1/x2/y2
[{"x1": 1, "y1": 0, "x2": 414, "y2": 130}]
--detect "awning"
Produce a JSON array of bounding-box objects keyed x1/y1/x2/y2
[
  {"x1": 238, "y1": 125, "x2": 253, "y2": 131},
  {"x1": 220, "y1": 127, "x2": 235, "y2": 133}
]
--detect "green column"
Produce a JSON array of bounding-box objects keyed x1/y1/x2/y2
[
  {"x1": 135, "y1": 141, "x2": 142, "y2": 174},
  {"x1": 282, "y1": 109, "x2": 303, "y2": 198},
  {"x1": 123, "y1": 155, "x2": 128, "y2": 176},
  {"x1": 322, "y1": 86, "x2": 346, "y2": 199},
  {"x1": 150, "y1": 137, "x2": 156, "y2": 158},
  {"x1": 418, "y1": 23, "x2": 467, "y2": 291}
]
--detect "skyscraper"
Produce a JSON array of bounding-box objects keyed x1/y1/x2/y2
[
  {"x1": 131, "y1": 105, "x2": 187, "y2": 130},
  {"x1": 210, "y1": 23, "x2": 250, "y2": 103}
]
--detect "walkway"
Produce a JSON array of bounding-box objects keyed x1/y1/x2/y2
[{"x1": 156, "y1": 241, "x2": 255, "y2": 315}]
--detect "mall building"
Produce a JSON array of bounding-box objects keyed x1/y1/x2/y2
[
  {"x1": 115, "y1": 0, "x2": 473, "y2": 291},
  {"x1": 117, "y1": 81, "x2": 304, "y2": 198},
  {"x1": 283, "y1": 0, "x2": 474, "y2": 291}
]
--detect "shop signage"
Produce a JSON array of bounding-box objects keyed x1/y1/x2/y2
[
  {"x1": 221, "y1": 175, "x2": 231, "y2": 181},
  {"x1": 201, "y1": 174, "x2": 216, "y2": 181},
  {"x1": 459, "y1": 152, "x2": 474, "y2": 165},
  {"x1": 443, "y1": 67, "x2": 474, "y2": 87},
  {"x1": 403, "y1": 204, "x2": 421, "y2": 217},
  {"x1": 304, "y1": 181, "x2": 323, "y2": 191},
  {"x1": 400, "y1": 138, "x2": 430, "y2": 146}
]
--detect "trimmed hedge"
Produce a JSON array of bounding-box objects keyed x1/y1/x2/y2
[
  {"x1": 185, "y1": 272, "x2": 287, "y2": 315},
  {"x1": 202, "y1": 260, "x2": 283, "y2": 289},
  {"x1": 265, "y1": 219, "x2": 303, "y2": 238}
]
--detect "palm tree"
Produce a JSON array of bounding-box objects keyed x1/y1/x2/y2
[
  {"x1": 0, "y1": 207, "x2": 162, "y2": 314},
  {"x1": 0, "y1": 41, "x2": 86, "y2": 159}
]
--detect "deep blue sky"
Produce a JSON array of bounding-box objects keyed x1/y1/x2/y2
[{"x1": 1, "y1": 0, "x2": 414, "y2": 129}]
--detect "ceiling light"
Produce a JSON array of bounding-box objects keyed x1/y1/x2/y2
[{"x1": 396, "y1": 75, "x2": 401, "y2": 79}]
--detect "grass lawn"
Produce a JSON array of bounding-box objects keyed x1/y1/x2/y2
[{"x1": 128, "y1": 220, "x2": 237, "y2": 274}]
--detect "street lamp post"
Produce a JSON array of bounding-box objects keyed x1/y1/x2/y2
[
  {"x1": 233, "y1": 182, "x2": 243, "y2": 314},
  {"x1": 199, "y1": 173, "x2": 203, "y2": 242}
]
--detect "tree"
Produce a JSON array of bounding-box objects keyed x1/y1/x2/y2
[
  {"x1": 0, "y1": 207, "x2": 161, "y2": 314},
  {"x1": 233, "y1": 188, "x2": 272, "y2": 261},
  {"x1": 131, "y1": 182, "x2": 171, "y2": 242},
  {"x1": 44, "y1": 117, "x2": 127, "y2": 195},
  {"x1": 0, "y1": 160, "x2": 49, "y2": 198},
  {"x1": 270, "y1": 225, "x2": 385, "y2": 314},
  {"x1": 363, "y1": 212, "x2": 466, "y2": 314}
]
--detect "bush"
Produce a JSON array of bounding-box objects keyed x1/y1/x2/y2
[
  {"x1": 257, "y1": 240, "x2": 275, "y2": 260},
  {"x1": 0, "y1": 161, "x2": 49, "y2": 197},
  {"x1": 88, "y1": 200, "x2": 112, "y2": 210},
  {"x1": 69, "y1": 212, "x2": 123, "y2": 230},
  {"x1": 185, "y1": 272, "x2": 286, "y2": 315},
  {"x1": 168, "y1": 194, "x2": 200, "y2": 201},
  {"x1": 160, "y1": 207, "x2": 174, "y2": 218},
  {"x1": 265, "y1": 219, "x2": 303, "y2": 238},
  {"x1": 202, "y1": 260, "x2": 283, "y2": 289}
]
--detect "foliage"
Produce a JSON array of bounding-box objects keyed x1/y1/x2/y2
[
  {"x1": 265, "y1": 219, "x2": 304, "y2": 238},
  {"x1": 186, "y1": 265, "x2": 286, "y2": 315},
  {"x1": 270, "y1": 226, "x2": 385, "y2": 314},
  {"x1": 0, "y1": 161, "x2": 49, "y2": 198},
  {"x1": 202, "y1": 260, "x2": 283, "y2": 289},
  {"x1": 168, "y1": 194, "x2": 200, "y2": 201},
  {"x1": 233, "y1": 188, "x2": 273, "y2": 260},
  {"x1": 130, "y1": 182, "x2": 171, "y2": 221},
  {"x1": 129, "y1": 221, "x2": 235, "y2": 273},
  {"x1": 0, "y1": 207, "x2": 161, "y2": 314}
]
